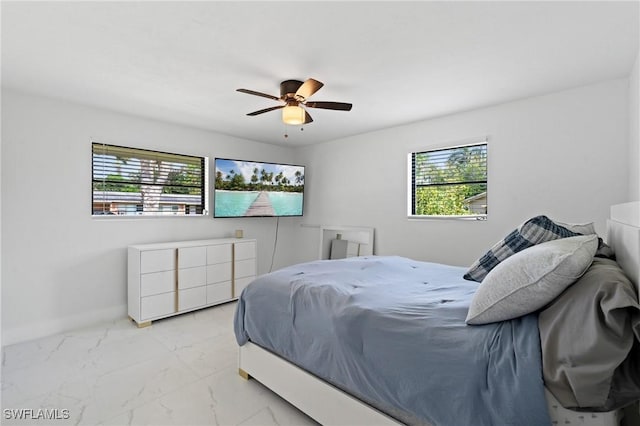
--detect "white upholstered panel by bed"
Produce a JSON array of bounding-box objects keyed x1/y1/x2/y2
[
  {"x1": 608, "y1": 202, "x2": 640, "y2": 424},
  {"x1": 608, "y1": 201, "x2": 640, "y2": 295}
]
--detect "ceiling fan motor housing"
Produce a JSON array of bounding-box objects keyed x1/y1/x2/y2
[{"x1": 280, "y1": 80, "x2": 304, "y2": 99}]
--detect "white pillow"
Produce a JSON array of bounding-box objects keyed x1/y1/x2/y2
[{"x1": 466, "y1": 234, "x2": 598, "y2": 325}]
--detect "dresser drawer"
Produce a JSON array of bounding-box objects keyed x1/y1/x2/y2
[
  {"x1": 141, "y1": 292, "x2": 175, "y2": 320},
  {"x1": 140, "y1": 249, "x2": 175, "y2": 274},
  {"x1": 207, "y1": 262, "x2": 232, "y2": 284},
  {"x1": 207, "y1": 244, "x2": 232, "y2": 264},
  {"x1": 207, "y1": 281, "x2": 232, "y2": 304},
  {"x1": 179, "y1": 286, "x2": 206, "y2": 311},
  {"x1": 234, "y1": 241, "x2": 256, "y2": 261},
  {"x1": 178, "y1": 246, "x2": 206, "y2": 269},
  {"x1": 140, "y1": 270, "x2": 175, "y2": 297},
  {"x1": 178, "y1": 266, "x2": 206, "y2": 289},
  {"x1": 235, "y1": 258, "x2": 256, "y2": 279}
]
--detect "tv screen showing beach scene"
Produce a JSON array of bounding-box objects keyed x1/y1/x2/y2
[{"x1": 214, "y1": 158, "x2": 305, "y2": 218}]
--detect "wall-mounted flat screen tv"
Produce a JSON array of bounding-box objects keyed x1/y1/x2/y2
[{"x1": 214, "y1": 158, "x2": 305, "y2": 218}]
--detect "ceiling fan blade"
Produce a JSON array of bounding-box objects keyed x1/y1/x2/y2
[
  {"x1": 304, "y1": 101, "x2": 353, "y2": 111},
  {"x1": 237, "y1": 88, "x2": 280, "y2": 101},
  {"x1": 304, "y1": 110, "x2": 313, "y2": 124},
  {"x1": 295, "y1": 78, "x2": 324, "y2": 100},
  {"x1": 247, "y1": 105, "x2": 285, "y2": 116}
]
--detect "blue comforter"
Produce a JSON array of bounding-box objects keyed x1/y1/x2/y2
[{"x1": 234, "y1": 256, "x2": 550, "y2": 426}]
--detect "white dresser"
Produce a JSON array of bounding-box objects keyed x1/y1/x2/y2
[{"x1": 128, "y1": 238, "x2": 256, "y2": 327}]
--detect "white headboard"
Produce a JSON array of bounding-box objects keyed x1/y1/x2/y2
[{"x1": 607, "y1": 202, "x2": 640, "y2": 295}]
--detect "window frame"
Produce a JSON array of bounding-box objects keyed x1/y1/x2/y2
[
  {"x1": 91, "y1": 142, "x2": 209, "y2": 218},
  {"x1": 407, "y1": 139, "x2": 488, "y2": 220}
]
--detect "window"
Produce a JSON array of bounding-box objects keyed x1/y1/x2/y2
[
  {"x1": 408, "y1": 141, "x2": 487, "y2": 218},
  {"x1": 92, "y1": 143, "x2": 207, "y2": 216}
]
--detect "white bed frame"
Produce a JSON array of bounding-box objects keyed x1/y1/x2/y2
[{"x1": 238, "y1": 203, "x2": 640, "y2": 426}]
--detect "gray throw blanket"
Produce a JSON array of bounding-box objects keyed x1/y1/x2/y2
[{"x1": 539, "y1": 257, "x2": 640, "y2": 411}]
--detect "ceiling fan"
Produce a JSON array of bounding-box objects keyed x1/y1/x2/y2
[{"x1": 236, "y1": 78, "x2": 352, "y2": 125}]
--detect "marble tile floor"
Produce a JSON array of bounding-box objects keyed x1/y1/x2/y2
[{"x1": 1, "y1": 302, "x2": 318, "y2": 425}]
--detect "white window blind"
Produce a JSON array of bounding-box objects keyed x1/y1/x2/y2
[
  {"x1": 409, "y1": 142, "x2": 487, "y2": 218},
  {"x1": 92, "y1": 143, "x2": 207, "y2": 216}
]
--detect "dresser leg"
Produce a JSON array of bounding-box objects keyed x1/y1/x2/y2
[{"x1": 129, "y1": 316, "x2": 152, "y2": 328}]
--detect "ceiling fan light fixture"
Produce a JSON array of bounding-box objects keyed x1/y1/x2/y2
[{"x1": 282, "y1": 105, "x2": 305, "y2": 125}]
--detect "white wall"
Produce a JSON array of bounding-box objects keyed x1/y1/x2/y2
[
  {"x1": 1, "y1": 89, "x2": 297, "y2": 345},
  {"x1": 629, "y1": 48, "x2": 640, "y2": 202},
  {"x1": 293, "y1": 79, "x2": 630, "y2": 267}
]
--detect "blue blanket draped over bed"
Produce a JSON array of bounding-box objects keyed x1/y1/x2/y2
[{"x1": 234, "y1": 256, "x2": 550, "y2": 426}]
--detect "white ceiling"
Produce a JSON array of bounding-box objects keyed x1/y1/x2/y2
[{"x1": 2, "y1": 1, "x2": 638, "y2": 146}]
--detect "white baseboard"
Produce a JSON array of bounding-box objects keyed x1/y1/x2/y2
[{"x1": 2, "y1": 304, "x2": 127, "y2": 347}]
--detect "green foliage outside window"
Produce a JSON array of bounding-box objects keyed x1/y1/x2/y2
[{"x1": 411, "y1": 143, "x2": 487, "y2": 217}]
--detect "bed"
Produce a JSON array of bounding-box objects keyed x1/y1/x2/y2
[{"x1": 233, "y1": 203, "x2": 640, "y2": 426}]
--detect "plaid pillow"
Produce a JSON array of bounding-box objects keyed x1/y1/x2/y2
[{"x1": 463, "y1": 215, "x2": 580, "y2": 282}]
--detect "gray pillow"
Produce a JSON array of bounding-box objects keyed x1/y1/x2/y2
[
  {"x1": 463, "y1": 215, "x2": 580, "y2": 282},
  {"x1": 466, "y1": 234, "x2": 598, "y2": 325}
]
